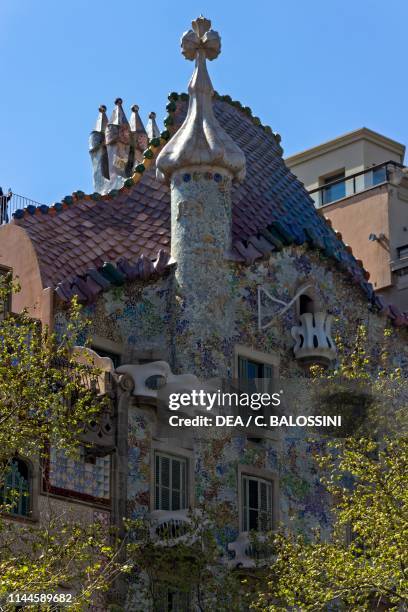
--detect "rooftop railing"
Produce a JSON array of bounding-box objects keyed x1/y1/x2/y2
[
  {"x1": 0, "y1": 192, "x2": 44, "y2": 224},
  {"x1": 309, "y1": 160, "x2": 404, "y2": 208}
]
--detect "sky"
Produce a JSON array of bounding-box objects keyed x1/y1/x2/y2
[{"x1": 1, "y1": 0, "x2": 408, "y2": 204}]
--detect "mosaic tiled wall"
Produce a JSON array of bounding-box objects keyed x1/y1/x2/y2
[
  {"x1": 125, "y1": 408, "x2": 331, "y2": 544},
  {"x1": 54, "y1": 275, "x2": 173, "y2": 363},
  {"x1": 55, "y1": 245, "x2": 408, "y2": 378},
  {"x1": 49, "y1": 446, "x2": 111, "y2": 501},
  {"x1": 53, "y1": 245, "x2": 407, "y2": 538}
]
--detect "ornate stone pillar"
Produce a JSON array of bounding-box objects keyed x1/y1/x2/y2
[{"x1": 156, "y1": 16, "x2": 246, "y2": 377}]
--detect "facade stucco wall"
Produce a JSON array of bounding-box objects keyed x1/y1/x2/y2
[{"x1": 323, "y1": 187, "x2": 392, "y2": 291}]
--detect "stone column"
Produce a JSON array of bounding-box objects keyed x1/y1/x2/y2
[{"x1": 156, "y1": 16, "x2": 246, "y2": 377}]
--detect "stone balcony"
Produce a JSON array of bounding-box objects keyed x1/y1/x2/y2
[
  {"x1": 227, "y1": 531, "x2": 275, "y2": 568},
  {"x1": 148, "y1": 509, "x2": 199, "y2": 547},
  {"x1": 291, "y1": 312, "x2": 336, "y2": 367}
]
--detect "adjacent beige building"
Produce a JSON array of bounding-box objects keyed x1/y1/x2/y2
[{"x1": 286, "y1": 128, "x2": 408, "y2": 311}]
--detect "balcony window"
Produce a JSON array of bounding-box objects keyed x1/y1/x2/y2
[
  {"x1": 242, "y1": 475, "x2": 273, "y2": 532},
  {"x1": 155, "y1": 453, "x2": 187, "y2": 511},
  {"x1": 1, "y1": 459, "x2": 31, "y2": 517},
  {"x1": 238, "y1": 356, "x2": 274, "y2": 393},
  {"x1": 321, "y1": 171, "x2": 345, "y2": 204}
]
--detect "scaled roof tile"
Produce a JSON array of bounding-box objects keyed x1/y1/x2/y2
[{"x1": 13, "y1": 95, "x2": 371, "y2": 307}]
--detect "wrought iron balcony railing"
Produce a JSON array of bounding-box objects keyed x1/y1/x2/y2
[
  {"x1": 0, "y1": 192, "x2": 44, "y2": 224},
  {"x1": 309, "y1": 160, "x2": 405, "y2": 208}
]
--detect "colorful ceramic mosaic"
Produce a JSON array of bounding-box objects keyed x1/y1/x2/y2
[{"x1": 49, "y1": 447, "x2": 111, "y2": 501}]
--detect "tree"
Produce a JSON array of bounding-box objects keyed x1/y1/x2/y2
[
  {"x1": 0, "y1": 273, "x2": 130, "y2": 611},
  {"x1": 251, "y1": 325, "x2": 408, "y2": 611},
  {"x1": 126, "y1": 507, "x2": 258, "y2": 611},
  {"x1": 251, "y1": 435, "x2": 408, "y2": 610}
]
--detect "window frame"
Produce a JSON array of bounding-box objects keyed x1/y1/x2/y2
[
  {"x1": 234, "y1": 346, "x2": 279, "y2": 388},
  {"x1": 150, "y1": 442, "x2": 194, "y2": 512},
  {"x1": 154, "y1": 452, "x2": 188, "y2": 512},
  {"x1": 397, "y1": 244, "x2": 408, "y2": 260},
  {"x1": 320, "y1": 169, "x2": 346, "y2": 204},
  {"x1": 242, "y1": 474, "x2": 273, "y2": 532},
  {"x1": 1, "y1": 457, "x2": 34, "y2": 519},
  {"x1": 238, "y1": 464, "x2": 279, "y2": 533}
]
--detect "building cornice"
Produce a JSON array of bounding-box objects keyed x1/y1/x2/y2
[{"x1": 285, "y1": 128, "x2": 405, "y2": 167}]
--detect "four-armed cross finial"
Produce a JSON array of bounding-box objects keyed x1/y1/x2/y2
[{"x1": 181, "y1": 15, "x2": 221, "y2": 62}]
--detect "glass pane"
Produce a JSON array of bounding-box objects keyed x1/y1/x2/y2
[
  {"x1": 172, "y1": 489, "x2": 180, "y2": 511},
  {"x1": 249, "y1": 509, "x2": 258, "y2": 531},
  {"x1": 161, "y1": 486, "x2": 170, "y2": 511},
  {"x1": 247, "y1": 361, "x2": 259, "y2": 379},
  {"x1": 248, "y1": 479, "x2": 258, "y2": 508},
  {"x1": 260, "y1": 482, "x2": 268, "y2": 511},
  {"x1": 372, "y1": 166, "x2": 386, "y2": 185},
  {"x1": 155, "y1": 454, "x2": 160, "y2": 484},
  {"x1": 238, "y1": 356, "x2": 248, "y2": 380},
  {"x1": 322, "y1": 180, "x2": 345, "y2": 204},
  {"x1": 181, "y1": 462, "x2": 186, "y2": 508},
  {"x1": 243, "y1": 477, "x2": 248, "y2": 531},
  {"x1": 172, "y1": 459, "x2": 181, "y2": 491},
  {"x1": 161, "y1": 456, "x2": 170, "y2": 488}
]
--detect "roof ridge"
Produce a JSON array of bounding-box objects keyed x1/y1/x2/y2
[
  {"x1": 13, "y1": 91, "x2": 281, "y2": 223},
  {"x1": 12, "y1": 129, "x2": 172, "y2": 223},
  {"x1": 55, "y1": 249, "x2": 174, "y2": 303},
  {"x1": 164, "y1": 91, "x2": 283, "y2": 153}
]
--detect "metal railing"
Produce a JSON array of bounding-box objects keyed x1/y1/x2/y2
[
  {"x1": 309, "y1": 160, "x2": 404, "y2": 208},
  {"x1": 0, "y1": 192, "x2": 44, "y2": 224}
]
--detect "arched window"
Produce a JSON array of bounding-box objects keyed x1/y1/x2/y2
[{"x1": 1, "y1": 459, "x2": 31, "y2": 517}]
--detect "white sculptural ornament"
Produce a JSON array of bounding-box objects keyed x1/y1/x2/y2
[{"x1": 156, "y1": 15, "x2": 246, "y2": 183}]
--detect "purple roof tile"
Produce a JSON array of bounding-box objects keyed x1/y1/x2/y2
[{"x1": 13, "y1": 95, "x2": 375, "y2": 309}]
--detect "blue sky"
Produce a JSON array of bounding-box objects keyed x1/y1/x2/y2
[{"x1": 1, "y1": 0, "x2": 408, "y2": 204}]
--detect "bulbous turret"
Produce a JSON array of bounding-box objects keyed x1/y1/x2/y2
[
  {"x1": 156, "y1": 15, "x2": 246, "y2": 184},
  {"x1": 156, "y1": 16, "x2": 246, "y2": 377}
]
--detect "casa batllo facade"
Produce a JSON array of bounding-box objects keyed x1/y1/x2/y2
[{"x1": 1, "y1": 16, "x2": 407, "y2": 611}]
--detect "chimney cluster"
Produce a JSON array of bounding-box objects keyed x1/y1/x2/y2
[{"x1": 89, "y1": 99, "x2": 161, "y2": 194}]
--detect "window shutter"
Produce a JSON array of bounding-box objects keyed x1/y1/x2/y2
[
  {"x1": 172, "y1": 458, "x2": 181, "y2": 510},
  {"x1": 259, "y1": 480, "x2": 273, "y2": 530},
  {"x1": 181, "y1": 460, "x2": 187, "y2": 509},
  {"x1": 155, "y1": 454, "x2": 160, "y2": 510},
  {"x1": 259, "y1": 481, "x2": 268, "y2": 531},
  {"x1": 243, "y1": 476, "x2": 248, "y2": 531},
  {"x1": 161, "y1": 456, "x2": 170, "y2": 511},
  {"x1": 155, "y1": 454, "x2": 188, "y2": 511}
]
